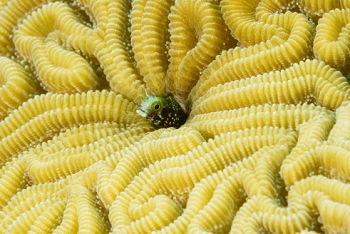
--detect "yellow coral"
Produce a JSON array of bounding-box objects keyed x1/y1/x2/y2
[
  {"x1": 190, "y1": 59, "x2": 350, "y2": 116},
  {"x1": 98, "y1": 0, "x2": 146, "y2": 104},
  {"x1": 109, "y1": 127, "x2": 297, "y2": 233},
  {"x1": 231, "y1": 176, "x2": 350, "y2": 233},
  {"x1": 0, "y1": 90, "x2": 151, "y2": 165},
  {"x1": 221, "y1": 0, "x2": 289, "y2": 46},
  {"x1": 281, "y1": 101, "x2": 350, "y2": 186},
  {"x1": 0, "y1": 181, "x2": 69, "y2": 231},
  {"x1": 0, "y1": 0, "x2": 350, "y2": 233},
  {"x1": 314, "y1": 9, "x2": 350, "y2": 69},
  {"x1": 166, "y1": 0, "x2": 230, "y2": 101},
  {"x1": 13, "y1": 2, "x2": 99, "y2": 93},
  {"x1": 26, "y1": 122, "x2": 151, "y2": 183},
  {"x1": 131, "y1": 0, "x2": 173, "y2": 96},
  {"x1": 298, "y1": 0, "x2": 342, "y2": 21},
  {"x1": 0, "y1": 0, "x2": 51, "y2": 56},
  {"x1": 189, "y1": 9, "x2": 314, "y2": 103},
  {"x1": 186, "y1": 103, "x2": 334, "y2": 139},
  {"x1": 96, "y1": 127, "x2": 205, "y2": 207},
  {"x1": 0, "y1": 158, "x2": 26, "y2": 208},
  {"x1": 0, "y1": 56, "x2": 38, "y2": 120}
]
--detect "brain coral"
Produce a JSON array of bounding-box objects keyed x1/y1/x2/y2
[{"x1": 0, "y1": 0, "x2": 350, "y2": 233}]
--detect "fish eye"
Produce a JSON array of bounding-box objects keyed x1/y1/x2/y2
[{"x1": 152, "y1": 101, "x2": 162, "y2": 111}]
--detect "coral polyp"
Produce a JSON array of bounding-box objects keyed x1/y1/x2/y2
[{"x1": 0, "y1": 0, "x2": 350, "y2": 233}]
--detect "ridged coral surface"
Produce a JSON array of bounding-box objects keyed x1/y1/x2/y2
[{"x1": 0, "y1": 0, "x2": 350, "y2": 233}]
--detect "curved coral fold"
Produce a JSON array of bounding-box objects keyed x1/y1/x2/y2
[
  {"x1": 186, "y1": 103, "x2": 334, "y2": 139},
  {"x1": 232, "y1": 176, "x2": 350, "y2": 233},
  {"x1": 0, "y1": 0, "x2": 51, "y2": 56},
  {"x1": 314, "y1": 8, "x2": 350, "y2": 69},
  {"x1": 96, "y1": 127, "x2": 205, "y2": 207},
  {"x1": 99, "y1": 0, "x2": 146, "y2": 105},
  {"x1": 166, "y1": 0, "x2": 230, "y2": 102},
  {"x1": 109, "y1": 127, "x2": 297, "y2": 233},
  {"x1": 0, "y1": 56, "x2": 38, "y2": 120},
  {"x1": 298, "y1": 0, "x2": 342, "y2": 21},
  {"x1": 221, "y1": 0, "x2": 289, "y2": 46},
  {"x1": 131, "y1": 0, "x2": 173, "y2": 96},
  {"x1": 0, "y1": 0, "x2": 350, "y2": 233},
  {"x1": 26, "y1": 122, "x2": 151, "y2": 183},
  {"x1": 189, "y1": 9, "x2": 314, "y2": 103},
  {"x1": 190, "y1": 59, "x2": 350, "y2": 116},
  {"x1": 0, "y1": 90, "x2": 151, "y2": 165},
  {"x1": 13, "y1": 2, "x2": 99, "y2": 93}
]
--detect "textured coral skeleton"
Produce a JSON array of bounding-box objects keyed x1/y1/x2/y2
[{"x1": 0, "y1": 0, "x2": 350, "y2": 233}]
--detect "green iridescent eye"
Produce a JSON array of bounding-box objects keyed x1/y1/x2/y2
[
  {"x1": 137, "y1": 95, "x2": 188, "y2": 128},
  {"x1": 151, "y1": 100, "x2": 162, "y2": 112}
]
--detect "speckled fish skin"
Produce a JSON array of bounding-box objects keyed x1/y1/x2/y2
[{"x1": 138, "y1": 95, "x2": 188, "y2": 128}]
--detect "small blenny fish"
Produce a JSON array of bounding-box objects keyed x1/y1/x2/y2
[{"x1": 136, "y1": 95, "x2": 188, "y2": 128}]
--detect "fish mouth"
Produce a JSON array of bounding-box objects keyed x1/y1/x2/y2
[{"x1": 136, "y1": 109, "x2": 147, "y2": 118}]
